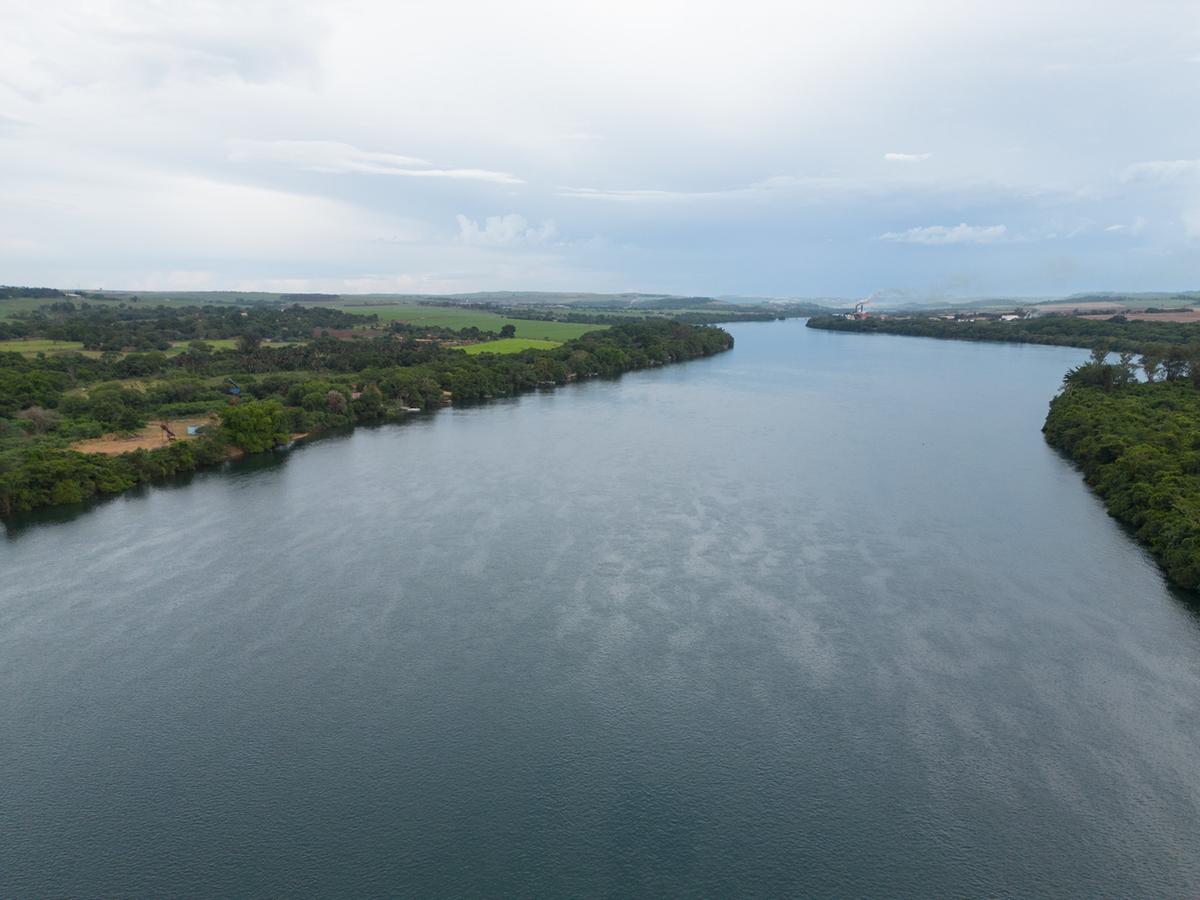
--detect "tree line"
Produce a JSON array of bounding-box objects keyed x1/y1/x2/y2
[
  {"x1": 806, "y1": 313, "x2": 1200, "y2": 353},
  {"x1": 0, "y1": 301, "x2": 369, "y2": 349},
  {"x1": 1044, "y1": 373, "x2": 1200, "y2": 590}
]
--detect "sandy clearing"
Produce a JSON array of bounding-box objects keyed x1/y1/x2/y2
[{"x1": 71, "y1": 416, "x2": 218, "y2": 456}]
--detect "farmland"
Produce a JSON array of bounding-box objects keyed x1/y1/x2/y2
[
  {"x1": 462, "y1": 338, "x2": 561, "y2": 355},
  {"x1": 336, "y1": 303, "x2": 604, "y2": 341},
  {"x1": 165, "y1": 339, "x2": 298, "y2": 355},
  {"x1": 0, "y1": 339, "x2": 90, "y2": 356},
  {"x1": 0, "y1": 337, "x2": 300, "y2": 358},
  {"x1": 0, "y1": 297, "x2": 79, "y2": 318}
]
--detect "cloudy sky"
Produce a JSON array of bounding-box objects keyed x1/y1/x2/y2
[{"x1": 1, "y1": 0, "x2": 1198, "y2": 298}]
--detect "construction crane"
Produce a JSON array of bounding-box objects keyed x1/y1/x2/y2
[{"x1": 158, "y1": 421, "x2": 176, "y2": 443}]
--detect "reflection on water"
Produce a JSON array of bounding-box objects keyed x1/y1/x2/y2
[{"x1": 3, "y1": 320, "x2": 1199, "y2": 896}]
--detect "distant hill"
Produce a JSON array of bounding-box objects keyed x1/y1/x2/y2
[
  {"x1": 6, "y1": 285, "x2": 1198, "y2": 314},
  {"x1": 69, "y1": 289, "x2": 843, "y2": 315}
]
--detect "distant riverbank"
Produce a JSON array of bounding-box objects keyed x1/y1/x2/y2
[{"x1": 806, "y1": 313, "x2": 1200, "y2": 352}]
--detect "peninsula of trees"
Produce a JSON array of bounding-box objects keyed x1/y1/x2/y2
[
  {"x1": 1045, "y1": 354, "x2": 1200, "y2": 590},
  {"x1": 806, "y1": 312, "x2": 1200, "y2": 356},
  {"x1": 0, "y1": 302, "x2": 733, "y2": 517}
]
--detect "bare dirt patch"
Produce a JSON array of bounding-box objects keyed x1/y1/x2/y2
[{"x1": 71, "y1": 416, "x2": 218, "y2": 456}]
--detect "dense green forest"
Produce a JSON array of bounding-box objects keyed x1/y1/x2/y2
[
  {"x1": 806, "y1": 313, "x2": 1200, "y2": 354},
  {"x1": 1044, "y1": 358, "x2": 1200, "y2": 590},
  {"x1": 0, "y1": 286, "x2": 65, "y2": 300},
  {"x1": 0, "y1": 308, "x2": 732, "y2": 517},
  {"x1": 0, "y1": 301, "x2": 370, "y2": 348}
]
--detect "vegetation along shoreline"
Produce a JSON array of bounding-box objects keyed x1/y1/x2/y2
[
  {"x1": 808, "y1": 313, "x2": 1200, "y2": 592},
  {"x1": 0, "y1": 300, "x2": 733, "y2": 517}
]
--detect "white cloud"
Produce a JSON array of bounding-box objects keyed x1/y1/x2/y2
[
  {"x1": 0, "y1": 113, "x2": 29, "y2": 135},
  {"x1": 557, "y1": 186, "x2": 700, "y2": 202},
  {"x1": 0, "y1": 235, "x2": 44, "y2": 255},
  {"x1": 0, "y1": 170, "x2": 429, "y2": 263},
  {"x1": 1181, "y1": 209, "x2": 1200, "y2": 241},
  {"x1": 457, "y1": 213, "x2": 557, "y2": 246},
  {"x1": 1123, "y1": 160, "x2": 1200, "y2": 182},
  {"x1": 1105, "y1": 217, "x2": 1147, "y2": 234},
  {"x1": 1, "y1": 0, "x2": 1198, "y2": 294},
  {"x1": 0, "y1": 0, "x2": 324, "y2": 99},
  {"x1": 879, "y1": 223, "x2": 1008, "y2": 244},
  {"x1": 556, "y1": 174, "x2": 848, "y2": 202},
  {"x1": 227, "y1": 140, "x2": 523, "y2": 184}
]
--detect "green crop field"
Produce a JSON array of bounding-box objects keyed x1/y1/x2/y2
[
  {"x1": 165, "y1": 340, "x2": 296, "y2": 355},
  {"x1": 166, "y1": 338, "x2": 239, "y2": 354},
  {"x1": 165, "y1": 338, "x2": 298, "y2": 355},
  {"x1": 0, "y1": 294, "x2": 208, "y2": 319},
  {"x1": 461, "y1": 338, "x2": 562, "y2": 355},
  {"x1": 0, "y1": 339, "x2": 90, "y2": 356},
  {"x1": 0, "y1": 337, "x2": 302, "y2": 359},
  {"x1": 336, "y1": 303, "x2": 604, "y2": 341},
  {"x1": 0, "y1": 297, "x2": 69, "y2": 318}
]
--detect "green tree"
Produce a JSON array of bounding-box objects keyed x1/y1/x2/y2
[
  {"x1": 326, "y1": 389, "x2": 348, "y2": 415},
  {"x1": 1140, "y1": 351, "x2": 1162, "y2": 382},
  {"x1": 220, "y1": 399, "x2": 288, "y2": 452}
]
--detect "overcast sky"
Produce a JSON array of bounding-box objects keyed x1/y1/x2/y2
[{"x1": 1, "y1": 0, "x2": 1199, "y2": 298}]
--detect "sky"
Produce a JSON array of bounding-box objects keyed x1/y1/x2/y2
[{"x1": 1, "y1": 0, "x2": 1199, "y2": 299}]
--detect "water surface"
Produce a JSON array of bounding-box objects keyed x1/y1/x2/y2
[{"x1": 4, "y1": 320, "x2": 1199, "y2": 896}]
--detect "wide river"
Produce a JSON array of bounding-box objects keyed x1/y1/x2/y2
[{"x1": 3, "y1": 320, "x2": 1200, "y2": 896}]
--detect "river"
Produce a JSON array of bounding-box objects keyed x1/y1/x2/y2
[{"x1": 3, "y1": 319, "x2": 1199, "y2": 896}]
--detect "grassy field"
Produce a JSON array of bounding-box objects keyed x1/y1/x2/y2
[
  {"x1": 0, "y1": 294, "x2": 208, "y2": 319},
  {"x1": 0, "y1": 297, "x2": 71, "y2": 318},
  {"x1": 0, "y1": 337, "x2": 301, "y2": 358},
  {"x1": 462, "y1": 338, "x2": 562, "y2": 355},
  {"x1": 167, "y1": 338, "x2": 238, "y2": 354},
  {"x1": 337, "y1": 303, "x2": 604, "y2": 341},
  {"x1": 0, "y1": 338, "x2": 89, "y2": 356},
  {"x1": 164, "y1": 338, "x2": 297, "y2": 355}
]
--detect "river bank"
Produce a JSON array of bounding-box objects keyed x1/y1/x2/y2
[
  {"x1": 808, "y1": 314, "x2": 1200, "y2": 591},
  {"x1": 1, "y1": 320, "x2": 734, "y2": 518}
]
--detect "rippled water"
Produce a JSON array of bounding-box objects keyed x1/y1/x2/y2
[{"x1": 3, "y1": 320, "x2": 1199, "y2": 896}]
